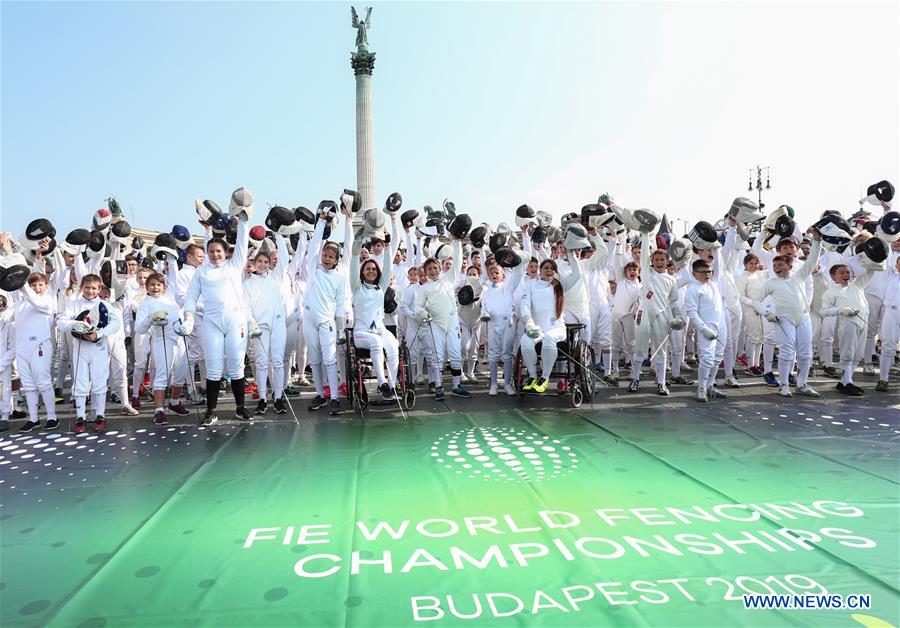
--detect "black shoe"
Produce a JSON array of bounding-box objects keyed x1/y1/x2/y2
[
  {"x1": 18, "y1": 420, "x2": 40, "y2": 433},
  {"x1": 329, "y1": 399, "x2": 341, "y2": 416},
  {"x1": 110, "y1": 393, "x2": 121, "y2": 404},
  {"x1": 201, "y1": 410, "x2": 218, "y2": 426},
  {"x1": 308, "y1": 396, "x2": 328, "y2": 411},
  {"x1": 822, "y1": 366, "x2": 840, "y2": 379},
  {"x1": 235, "y1": 407, "x2": 253, "y2": 422},
  {"x1": 656, "y1": 383, "x2": 669, "y2": 396},
  {"x1": 428, "y1": 382, "x2": 436, "y2": 394},
  {"x1": 11, "y1": 409, "x2": 26, "y2": 419},
  {"x1": 788, "y1": 374, "x2": 797, "y2": 387},
  {"x1": 273, "y1": 397, "x2": 287, "y2": 414},
  {"x1": 434, "y1": 386, "x2": 446, "y2": 401},
  {"x1": 255, "y1": 399, "x2": 268, "y2": 415},
  {"x1": 846, "y1": 382, "x2": 865, "y2": 396},
  {"x1": 836, "y1": 383, "x2": 853, "y2": 396},
  {"x1": 669, "y1": 375, "x2": 694, "y2": 386},
  {"x1": 628, "y1": 379, "x2": 640, "y2": 393},
  {"x1": 45, "y1": 418, "x2": 59, "y2": 431},
  {"x1": 379, "y1": 383, "x2": 396, "y2": 400}
]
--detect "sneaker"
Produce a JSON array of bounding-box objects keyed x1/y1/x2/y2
[
  {"x1": 461, "y1": 372, "x2": 472, "y2": 384},
  {"x1": 428, "y1": 382, "x2": 436, "y2": 394},
  {"x1": 875, "y1": 380, "x2": 889, "y2": 392},
  {"x1": 862, "y1": 364, "x2": 875, "y2": 375},
  {"x1": 505, "y1": 384, "x2": 517, "y2": 396},
  {"x1": 297, "y1": 378, "x2": 312, "y2": 387},
  {"x1": 0, "y1": 420, "x2": 8, "y2": 432},
  {"x1": 488, "y1": 384, "x2": 498, "y2": 396},
  {"x1": 737, "y1": 353, "x2": 749, "y2": 369},
  {"x1": 707, "y1": 387, "x2": 727, "y2": 400},
  {"x1": 121, "y1": 404, "x2": 139, "y2": 416},
  {"x1": 244, "y1": 382, "x2": 258, "y2": 395},
  {"x1": 45, "y1": 418, "x2": 59, "y2": 430},
  {"x1": 695, "y1": 390, "x2": 708, "y2": 403},
  {"x1": 168, "y1": 403, "x2": 190, "y2": 416},
  {"x1": 234, "y1": 407, "x2": 253, "y2": 421},
  {"x1": 434, "y1": 387, "x2": 447, "y2": 401},
  {"x1": 339, "y1": 383, "x2": 348, "y2": 397},
  {"x1": 669, "y1": 375, "x2": 694, "y2": 386},
  {"x1": 74, "y1": 418, "x2": 88, "y2": 433},
  {"x1": 522, "y1": 378, "x2": 536, "y2": 392},
  {"x1": 724, "y1": 376, "x2": 741, "y2": 388},
  {"x1": 747, "y1": 365, "x2": 765, "y2": 376},
  {"x1": 154, "y1": 410, "x2": 169, "y2": 426},
  {"x1": 764, "y1": 372, "x2": 779, "y2": 387},
  {"x1": 778, "y1": 386, "x2": 792, "y2": 398},
  {"x1": 532, "y1": 378, "x2": 550, "y2": 394},
  {"x1": 308, "y1": 396, "x2": 328, "y2": 411},
  {"x1": 796, "y1": 386, "x2": 821, "y2": 398},
  {"x1": 467, "y1": 372, "x2": 479, "y2": 384},
  {"x1": 255, "y1": 399, "x2": 268, "y2": 415},
  {"x1": 680, "y1": 362, "x2": 696, "y2": 372},
  {"x1": 11, "y1": 409, "x2": 26, "y2": 419},
  {"x1": 329, "y1": 399, "x2": 341, "y2": 416},
  {"x1": 602, "y1": 375, "x2": 619, "y2": 387},
  {"x1": 450, "y1": 385, "x2": 471, "y2": 398},
  {"x1": 273, "y1": 397, "x2": 287, "y2": 414},
  {"x1": 846, "y1": 382, "x2": 865, "y2": 396},
  {"x1": 201, "y1": 411, "x2": 218, "y2": 426},
  {"x1": 54, "y1": 387, "x2": 64, "y2": 403},
  {"x1": 379, "y1": 383, "x2": 397, "y2": 400},
  {"x1": 788, "y1": 374, "x2": 797, "y2": 387},
  {"x1": 93, "y1": 417, "x2": 107, "y2": 431},
  {"x1": 656, "y1": 383, "x2": 669, "y2": 396},
  {"x1": 284, "y1": 385, "x2": 300, "y2": 396},
  {"x1": 110, "y1": 392, "x2": 121, "y2": 404},
  {"x1": 19, "y1": 420, "x2": 41, "y2": 433},
  {"x1": 836, "y1": 382, "x2": 863, "y2": 397},
  {"x1": 628, "y1": 379, "x2": 640, "y2": 393},
  {"x1": 822, "y1": 366, "x2": 840, "y2": 379},
  {"x1": 130, "y1": 396, "x2": 141, "y2": 411}
]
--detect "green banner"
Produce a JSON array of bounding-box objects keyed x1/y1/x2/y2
[{"x1": 1, "y1": 405, "x2": 898, "y2": 626}]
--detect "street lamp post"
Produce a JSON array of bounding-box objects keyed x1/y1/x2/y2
[{"x1": 748, "y1": 165, "x2": 771, "y2": 209}]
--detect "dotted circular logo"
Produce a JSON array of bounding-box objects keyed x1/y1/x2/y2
[{"x1": 430, "y1": 427, "x2": 579, "y2": 483}]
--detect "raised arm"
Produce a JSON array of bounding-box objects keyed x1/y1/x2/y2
[
  {"x1": 226, "y1": 218, "x2": 250, "y2": 273},
  {"x1": 798, "y1": 238, "x2": 822, "y2": 281}
]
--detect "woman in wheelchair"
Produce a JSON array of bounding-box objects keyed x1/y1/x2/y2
[
  {"x1": 350, "y1": 226, "x2": 399, "y2": 400},
  {"x1": 519, "y1": 258, "x2": 577, "y2": 393}
]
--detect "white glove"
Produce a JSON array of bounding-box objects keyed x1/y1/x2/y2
[
  {"x1": 480, "y1": 313, "x2": 492, "y2": 323},
  {"x1": 525, "y1": 323, "x2": 542, "y2": 339},
  {"x1": 151, "y1": 310, "x2": 168, "y2": 326},
  {"x1": 765, "y1": 312, "x2": 778, "y2": 323},
  {"x1": 179, "y1": 311, "x2": 195, "y2": 336},
  {"x1": 669, "y1": 318, "x2": 685, "y2": 331},
  {"x1": 248, "y1": 322, "x2": 262, "y2": 338},
  {"x1": 173, "y1": 319, "x2": 190, "y2": 336},
  {"x1": 71, "y1": 321, "x2": 92, "y2": 335},
  {"x1": 334, "y1": 316, "x2": 347, "y2": 344},
  {"x1": 839, "y1": 307, "x2": 858, "y2": 317},
  {"x1": 700, "y1": 326, "x2": 717, "y2": 340},
  {"x1": 418, "y1": 310, "x2": 431, "y2": 322}
]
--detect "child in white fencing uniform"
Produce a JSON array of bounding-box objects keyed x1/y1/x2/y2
[
  {"x1": 14, "y1": 273, "x2": 59, "y2": 432},
  {"x1": 821, "y1": 262, "x2": 874, "y2": 396},
  {"x1": 876, "y1": 252, "x2": 900, "y2": 391},
  {"x1": 0, "y1": 293, "x2": 14, "y2": 432},
  {"x1": 684, "y1": 259, "x2": 727, "y2": 402},
  {"x1": 134, "y1": 272, "x2": 189, "y2": 425},
  {"x1": 480, "y1": 254, "x2": 526, "y2": 396},
  {"x1": 58, "y1": 274, "x2": 122, "y2": 432}
]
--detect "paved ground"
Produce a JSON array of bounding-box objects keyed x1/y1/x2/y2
[{"x1": 8, "y1": 366, "x2": 898, "y2": 432}]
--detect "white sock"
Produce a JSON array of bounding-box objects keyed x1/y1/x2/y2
[
  {"x1": 25, "y1": 390, "x2": 40, "y2": 422},
  {"x1": 40, "y1": 389, "x2": 57, "y2": 421}
]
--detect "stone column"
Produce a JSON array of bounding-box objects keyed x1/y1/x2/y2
[{"x1": 352, "y1": 51, "x2": 376, "y2": 211}]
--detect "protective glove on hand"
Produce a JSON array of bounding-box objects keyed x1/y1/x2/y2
[
  {"x1": 71, "y1": 321, "x2": 93, "y2": 335},
  {"x1": 700, "y1": 326, "x2": 718, "y2": 340},
  {"x1": 669, "y1": 318, "x2": 685, "y2": 331},
  {"x1": 248, "y1": 322, "x2": 262, "y2": 339},
  {"x1": 839, "y1": 307, "x2": 858, "y2": 317},
  {"x1": 179, "y1": 312, "x2": 195, "y2": 336},
  {"x1": 151, "y1": 310, "x2": 168, "y2": 326},
  {"x1": 173, "y1": 319, "x2": 191, "y2": 336},
  {"x1": 765, "y1": 312, "x2": 779, "y2": 323},
  {"x1": 417, "y1": 310, "x2": 432, "y2": 322}
]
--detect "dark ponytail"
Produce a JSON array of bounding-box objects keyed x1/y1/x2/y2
[{"x1": 551, "y1": 278, "x2": 564, "y2": 319}]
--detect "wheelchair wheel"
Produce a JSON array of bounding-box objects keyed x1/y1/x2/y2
[
  {"x1": 513, "y1": 352, "x2": 525, "y2": 399},
  {"x1": 578, "y1": 342, "x2": 596, "y2": 402},
  {"x1": 399, "y1": 342, "x2": 414, "y2": 392},
  {"x1": 570, "y1": 387, "x2": 583, "y2": 408},
  {"x1": 404, "y1": 389, "x2": 416, "y2": 410},
  {"x1": 353, "y1": 369, "x2": 369, "y2": 414}
]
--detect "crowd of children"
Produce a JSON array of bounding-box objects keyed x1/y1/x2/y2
[{"x1": 0, "y1": 180, "x2": 897, "y2": 433}]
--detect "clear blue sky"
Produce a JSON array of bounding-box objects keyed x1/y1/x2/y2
[{"x1": 2, "y1": 1, "x2": 897, "y2": 239}]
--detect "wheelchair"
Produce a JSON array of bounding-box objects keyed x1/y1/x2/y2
[
  {"x1": 344, "y1": 328, "x2": 416, "y2": 415},
  {"x1": 513, "y1": 323, "x2": 597, "y2": 408}
]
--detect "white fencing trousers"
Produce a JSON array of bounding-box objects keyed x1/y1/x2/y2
[
  {"x1": 281, "y1": 313, "x2": 298, "y2": 389},
  {"x1": 303, "y1": 318, "x2": 339, "y2": 399},
  {"x1": 460, "y1": 321, "x2": 481, "y2": 372},
  {"x1": 17, "y1": 340, "x2": 53, "y2": 392},
  {"x1": 520, "y1": 325, "x2": 566, "y2": 381},
  {"x1": 774, "y1": 317, "x2": 813, "y2": 388},
  {"x1": 632, "y1": 316, "x2": 668, "y2": 384},
  {"x1": 55, "y1": 332, "x2": 73, "y2": 390},
  {"x1": 591, "y1": 303, "x2": 612, "y2": 362},
  {"x1": 186, "y1": 316, "x2": 206, "y2": 383},
  {"x1": 72, "y1": 339, "x2": 110, "y2": 418},
  {"x1": 131, "y1": 332, "x2": 153, "y2": 398},
  {"x1": 253, "y1": 321, "x2": 286, "y2": 400},
  {"x1": 610, "y1": 314, "x2": 635, "y2": 376},
  {"x1": 0, "y1": 368, "x2": 11, "y2": 418},
  {"x1": 815, "y1": 313, "x2": 836, "y2": 368},
  {"x1": 355, "y1": 325, "x2": 399, "y2": 385},
  {"x1": 150, "y1": 332, "x2": 187, "y2": 391},
  {"x1": 762, "y1": 318, "x2": 778, "y2": 373},
  {"x1": 424, "y1": 320, "x2": 462, "y2": 386},
  {"x1": 864, "y1": 294, "x2": 884, "y2": 365},
  {"x1": 723, "y1": 308, "x2": 740, "y2": 378},
  {"x1": 564, "y1": 310, "x2": 592, "y2": 345},
  {"x1": 696, "y1": 320, "x2": 726, "y2": 391},
  {"x1": 835, "y1": 319, "x2": 866, "y2": 384},
  {"x1": 878, "y1": 306, "x2": 900, "y2": 381},
  {"x1": 106, "y1": 334, "x2": 129, "y2": 401},
  {"x1": 668, "y1": 327, "x2": 686, "y2": 378},
  {"x1": 202, "y1": 312, "x2": 248, "y2": 381}
]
